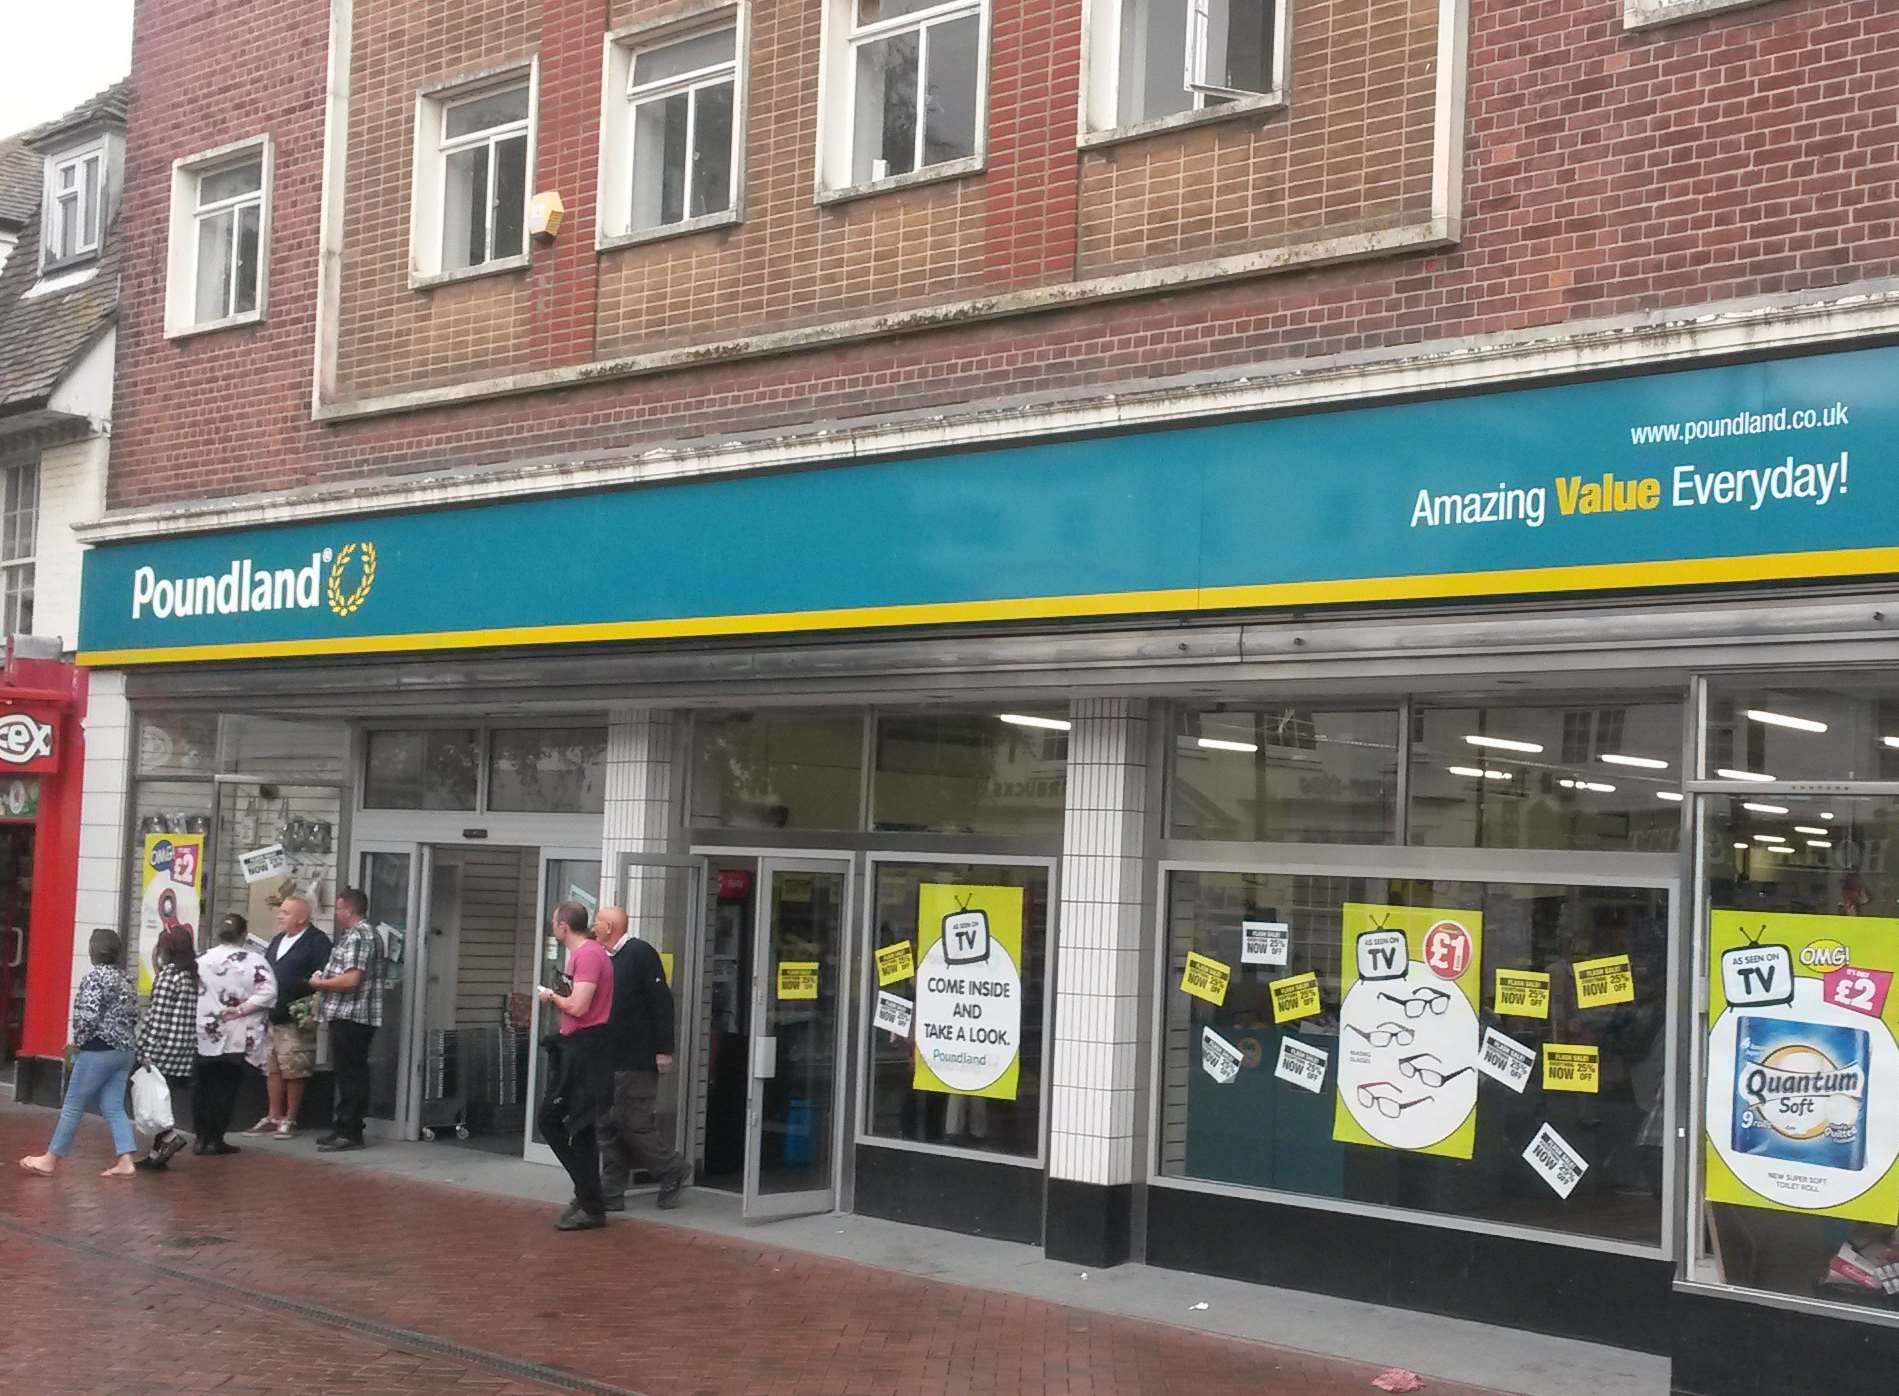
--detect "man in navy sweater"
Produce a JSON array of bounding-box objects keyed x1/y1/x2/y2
[
  {"x1": 593, "y1": 905, "x2": 689, "y2": 1211},
  {"x1": 248, "y1": 895, "x2": 332, "y2": 1139}
]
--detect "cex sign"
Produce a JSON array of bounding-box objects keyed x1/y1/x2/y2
[{"x1": 0, "y1": 705, "x2": 59, "y2": 773}]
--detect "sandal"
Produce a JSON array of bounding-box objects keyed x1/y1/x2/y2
[{"x1": 18, "y1": 1156, "x2": 54, "y2": 1176}]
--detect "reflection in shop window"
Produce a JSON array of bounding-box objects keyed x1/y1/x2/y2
[
  {"x1": 690, "y1": 712, "x2": 864, "y2": 830},
  {"x1": 362, "y1": 728, "x2": 480, "y2": 810},
  {"x1": 1409, "y1": 701, "x2": 1684, "y2": 852},
  {"x1": 1706, "y1": 672, "x2": 1899, "y2": 784},
  {"x1": 1160, "y1": 868, "x2": 1669, "y2": 1245},
  {"x1": 486, "y1": 727, "x2": 607, "y2": 813},
  {"x1": 136, "y1": 714, "x2": 221, "y2": 777},
  {"x1": 872, "y1": 711, "x2": 1066, "y2": 836},
  {"x1": 1171, "y1": 706, "x2": 1398, "y2": 843},
  {"x1": 863, "y1": 861, "x2": 1049, "y2": 1159}
]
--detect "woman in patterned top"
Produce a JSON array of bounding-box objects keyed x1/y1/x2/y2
[
  {"x1": 133, "y1": 926, "x2": 201, "y2": 1171},
  {"x1": 18, "y1": 929, "x2": 141, "y2": 1179},
  {"x1": 192, "y1": 913, "x2": 276, "y2": 1154}
]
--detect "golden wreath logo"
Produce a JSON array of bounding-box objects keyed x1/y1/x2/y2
[{"x1": 326, "y1": 542, "x2": 377, "y2": 618}]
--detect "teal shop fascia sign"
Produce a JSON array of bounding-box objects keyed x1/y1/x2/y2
[{"x1": 78, "y1": 345, "x2": 1893, "y2": 666}]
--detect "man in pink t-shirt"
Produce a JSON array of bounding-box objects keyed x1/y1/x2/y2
[{"x1": 536, "y1": 901, "x2": 617, "y2": 1229}]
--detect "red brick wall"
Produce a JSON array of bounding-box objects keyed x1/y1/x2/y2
[{"x1": 110, "y1": 0, "x2": 1899, "y2": 509}]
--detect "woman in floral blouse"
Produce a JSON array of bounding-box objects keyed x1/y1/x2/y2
[
  {"x1": 192, "y1": 913, "x2": 276, "y2": 1154},
  {"x1": 18, "y1": 929, "x2": 140, "y2": 1178},
  {"x1": 133, "y1": 925, "x2": 200, "y2": 1170}
]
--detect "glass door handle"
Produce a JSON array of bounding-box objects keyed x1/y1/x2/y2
[{"x1": 751, "y1": 1035, "x2": 778, "y2": 1080}]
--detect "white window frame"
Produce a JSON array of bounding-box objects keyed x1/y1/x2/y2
[
  {"x1": 1079, "y1": 0, "x2": 1286, "y2": 145},
  {"x1": 408, "y1": 62, "x2": 539, "y2": 288},
  {"x1": 41, "y1": 140, "x2": 107, "y2": 271},
  {"x1": 164, "y1": 135, "x2": 274, "y2": 339},
  {"x1": 0, "y1": 460, "x2": 38, "y2": 638},
  {"x1": 1623, "y1": 0, "x2": 1779, "y2": 29},
  {"x1": 813, "y1": 0, "x2": 989, "y2": 201},
  {"x1": 598, "y1": 6, "x2": 748, "y2": 250}
]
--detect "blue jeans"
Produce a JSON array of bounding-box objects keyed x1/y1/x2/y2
[{"x1": 49, "y1": 1048, "x2": 137, "y2": 1158}]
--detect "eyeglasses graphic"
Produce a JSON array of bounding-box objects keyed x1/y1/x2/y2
[
  {"x1": 1397, "y1": 1052, "x2": 1472, "y2": 1088},
  {"x1": 1347, "y1": 1021, "x2": 1416, "y2": 1049},
  {"x1": 1354, "y1": 1083, "x2": 1434, "y2": 1119},
  {"x1": 1378, "y1": 987, "x2": 1452, "y2": 1019}
]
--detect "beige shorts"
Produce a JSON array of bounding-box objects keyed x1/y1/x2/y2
[{"x1": 266, "y1": 1022, "x2": 317, "y2": 1080}]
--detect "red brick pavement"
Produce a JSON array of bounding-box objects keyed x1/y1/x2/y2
[{"x1": 1, "y1": 1105, "x2": 1499, "y2": 1396}]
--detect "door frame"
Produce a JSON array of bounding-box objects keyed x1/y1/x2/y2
[
  {"x1": 522, "y1": 844, "x2": 610, "y2": 1166},
  {"x1": 743, "y1": 853, "x2": 857, "y2": 1221},
  {"x1": 613, "y1": 852, "x2": 709, "y2": 1168},
  {"x1": 352, "y1": 838, "x2": 430, "y2": 1141}
]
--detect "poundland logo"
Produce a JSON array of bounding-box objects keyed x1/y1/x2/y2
[{"x1": 132, "y1": 543, "x2": 377, "y2": 621}]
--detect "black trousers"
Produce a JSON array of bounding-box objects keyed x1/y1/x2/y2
[
  {"x1": 190, "y1": 1054, "x2": 245, "y2": 1144},
  {"x1": 599, "y1": 1069, "x2": 684, "y2": 1201},
  {"x1": 329, "y1": 1020, "x2": 376, "y2": 1140},
  {"x1": 538, "y1": 1087, "x2": 605, "y2": 1215}
]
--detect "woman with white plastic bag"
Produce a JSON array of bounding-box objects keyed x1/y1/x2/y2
[{"x1": 132, "y1": 925, "x2": 200, "y2": 1170}]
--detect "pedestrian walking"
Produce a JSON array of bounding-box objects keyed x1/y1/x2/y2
[
  {"x1": 133, "y1": 925, "x2": 201, "y2": 1170},
  {"x1": 245, "y1": 894, "x2": 331, "y2": 1139},
  {"x1": 18, "y1": 929, "x2": 140, "y2": 1179},
  {"x1": 535, "y1": 900, "x2": 615, "y2": 1231},
  {"x1": 592, "y1": 905, "x2": 690, "y2": 1211},
  {"x1": 308, "y1": 887, "x2": 381, "y2": 1152},
  {"x1": 193, "y1": 913, "x2": 277, "y2": 1155}
]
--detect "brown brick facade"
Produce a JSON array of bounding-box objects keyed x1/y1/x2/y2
[{"x1": 109, "y1": 0, "x2": 1899, "y2": 510}]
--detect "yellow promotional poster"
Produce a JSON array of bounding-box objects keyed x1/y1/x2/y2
[
  {"x1": 1573, "y1": 954, "x2": 1636, "y2": 1009},
  {"x1": 659, "y1": 952, "x2": 674, "y2": 987},
  {"x1": 1495, "y1": 968, "x2": 1552, "y2": 1019},
  {"x1": 1180, "y1": 951, "x2": 1232, "y2": 1006},
  {"x1": 875, "y1": 940, "x2": 916, "y2": 986},
  {"x1": 1543, "y1": 1044, "x2": 1600, "y2": 1093},
  {"x1": 138, "y1": 832, "x2": 205, "y2": 995},
  {"x1": 1334, "y1": 902, "x2": 1484, "y2": 1161},
  {"x1": 776, "y1": 961, "x2": 819, "y2": 1001},
  {"x1": 1706, "y1": 910, "x2": 1899, "y2": 1226},
  {"x1": 912, "y1": 883, "x2": 1025, "y2": 1101},
  {"x1": 1270, "y1": 972, "x2": 1322, "y2": 1024}
]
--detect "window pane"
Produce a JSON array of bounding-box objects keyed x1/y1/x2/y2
[
  {"x1": 442, "y1": 144, "x2": 489, "y2": 270},
  {"x1": 864, "y1": 861, "x2": 1049, "y2": 1159},
  {"x1": 444, "y1": 85, "x2": 529, "y2": 140},
  {"x1": 363, "y1": 729, "x2": 480, "y2": 810},
  {"x1": 1706, "y1": 672, "x2": 1899, "y2": 784},
  {"x1": 136, "y1": 715, "x2": 221, "y2": 777},
  {"x1": 632, "y1": 91, "x2": 691, "y2": 229},
  {"x1": 853, "y1": 29, "x2": 921, "y2": 184},
  {"x1": 689, "y1": 79, "x2": 735, "y2": 219},
  {"x1": 690, "y1": 712, "x2": 863, "y2": 830},
  {"x1": 1212, "y1": 0, "x2": 1273, "y2": 94},
  {"x1": 857, "y1": 0, "x2": 953, "y2": 22},
  {"x1": 486, "y1": 727, "x2": 607, "y2": 813},
  {"x1": 1172, "y1": 707, "x2": 1399, "y2": 843},
  {"x1": 81, "y1": 155, "x2": 99, "y2": 246},
  {"x1": 1120, "y1": 0, "x2": 1191, "y2": 124},
  {"x1": 491, "y1": 133, "x2": 528, "y2": 258},
  {"x1": 195, "y1": 210, "x2": 236, "y2": 323},
  {"x1": 199, "y1": 159, "x2": 263, "y2": 205},
  {"x1": 233, "y1": 203, "x2": 261, "y2": 314},
  {"x1": 1408, "y1": 701, "x2": 1684, "y2": 852},
  {"x1": 921, "y1": 14, "x2": 979, "y2": 165},
  {"x1": 58, "y1": 162, "x2": 76, "y2": 192},
  {"x1": 873, "y1": 711, "x2": 1066, "y2": 837},
  {"x1": 632, "y1": 26, "x2": 736, "y2": 87},
  {"x1": 1161, "y1": 869, "x2": 1668, "y2": 1245},
  {"x1": 54, "y1": 193, "x2": 78, "y2": 260}
]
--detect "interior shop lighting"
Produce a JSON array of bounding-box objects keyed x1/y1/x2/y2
[
  {"x1": 1465, "y1": 735, "x2": 1544, "y2": 754},
  {"x1": 1732, "y1": 842, "x2": 1749, "y2": 851},
  {"x1": 1558, "y1": 779, "x2": 1616, "y2": 793},
  {"x1": 1717, "y1": 768, "x2": 1776, "y2": 783},
  {"x1": 1449, "y1": 766, "x2": 1511, "y2": 780},
  {"x1": 1657, "y1": 791, "x2": 1685, "y2": 802},
  {"x1": 1884, "y1": 737, "x2": 1899, "y2": 750},
  {"x1": 998, "y1": 713, "x2": 1072, "y2": 732},
  {"x1": 1743, "y1": 802, "x2": 1790, "y2": 815},
  {"x1": 1795, "y1": 826, "x2": 1829, "y2": 836},
  {"x1": 1753, "y1": 834, "x2": 1788, "y2": 844},
  {"x1": 1197, "y1": 737, "x2": 1259, "y2": 754},
  {"x1": 1821, "y1": 812, "x2": 1836, "y2": 820},
  {"x1": 1747, "y1": 709, "x2": 1829, "y2": 734},
  {"x1": 1807, "y1": 840, "x2": 1834, "y2": 849},
  {"x1": 1769, "y1": 845, "x2": 1797, "y2": 854},
  {"x1": 1601, "y1": 753, "x2": 1668, "y2": 770}
]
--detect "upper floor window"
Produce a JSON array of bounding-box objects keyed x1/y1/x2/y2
[
  {"x1": 0, "y1": 462, "x2": 38, "y2": 636},
  {"x1": 600, "y1": 16, "x2": 743, "y2": 244},
  {"x1": 44, "y1": 144, "x2": 104, "y2": 269},
  {"x1": 1084, "y1": 0, "x2": 1280, "y2": 135},
  {"x1": 410, "y1": 72, "x2": 535, "y2": 282},
  {"x1": 165, "y1": 137, "x2": 272, "y2": 336},
  {"x1": 818, "y1": 0, "x2": 984, "y2": 194}
]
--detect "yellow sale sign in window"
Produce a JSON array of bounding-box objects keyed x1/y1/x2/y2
[{"x1": 1180, "y1": 951, "x2": 1232, "y2": 1006}]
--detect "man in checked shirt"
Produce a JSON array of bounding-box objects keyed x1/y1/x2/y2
[{"x1": 308, "y1": 887, "x2": 384, "y2": 1152}]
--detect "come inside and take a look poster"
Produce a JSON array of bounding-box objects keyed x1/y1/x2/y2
[{"x1": 912, "y1": 883, "x2": 1025, "y2": 1102}]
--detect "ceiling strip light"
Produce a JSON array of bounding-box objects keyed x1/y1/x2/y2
[
  {"x1": 1197, "y1": 737, "x2": 1258, "y2": 754},
  {"x1": 1746, "y1": 709, "x2": 1829, "y2": 734},
  {"x1": 1466, "y1": 735, "x2": 1544, "y2": 754},
  {"x1": 1742, "y1": 802, "x2": 1790, "y2": 815},
  {"x1": 1717, "y1": 768, "x2": 1776, "y2": 783},
  {"x1": 999, "y1": 713, "x2": 1071, "y2": 732},
  {"x1": 1657, "y1": 791, "x2": 1685, "y2": 802},
  {"x1": 1601, "y1": 753, "x2": 1668, "y2": 770}
]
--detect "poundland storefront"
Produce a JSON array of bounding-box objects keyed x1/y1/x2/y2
[{"x1": 76, "y1": 343, "x2": 1899, "y2": 1391}]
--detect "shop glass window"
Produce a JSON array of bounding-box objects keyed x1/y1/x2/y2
[
  {"x1": 1159, "y1": 868, "x2": 1670, "y2": 1246},
  {"x1": 1697, "y1": 793, "x2": 1899, "y2": 1309},
  {"x1": 363, "y1": 728, "x2": 480, "y2": 810},
  {"x1": 135, "y1": 714, "x2": 221, "y2": 777},
  {"x1": 1705, "y1": 672, "x2": 1899, "y2": 784},
  {"x1": 486, "y1": 727, "x2": 607, "y2": 813},
  {"x1": 419, "y1": 80, "x2": 532, "y2": 276},
  {"x1": 1408, "y1": 700, "x2": 1684, "y2": 853},
  {"x1": 872, "y1": 710, "x2": 1066, "y2": 837},
  {"x1": 1171, "y1": 706, "x2": 1398, "y2": 843},
  {"x1": 690, "y1": 712, "x2": 864, "y2": 830},
  {"x1": 863, "y1": 860, "x2": 1050, "y2": 1159},
  {"x1": 0, "y1": 460, "x2": 37, "y2": 636},
  {"x1": 848, "y1": 0, "x2": 982, "y2": 186},
  {"x1": 627, "y1": 23, "x2": 738, "y2": 232}
]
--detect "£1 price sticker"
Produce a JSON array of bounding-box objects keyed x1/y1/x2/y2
[{"x1": 1181, "y1": 951, "x2": 1232, "y2": 1006}]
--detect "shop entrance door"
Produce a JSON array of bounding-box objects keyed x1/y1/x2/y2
[
  {"x1": 523, "y1": 848, "x2": 605, "y2": 1167},
  {"x1": 0, "y1": 824, "x2": 32, "y2": 1091},
  {"x1": 743, "y1": 857, "x2": 851, "y2": 1221}
]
